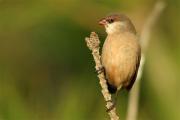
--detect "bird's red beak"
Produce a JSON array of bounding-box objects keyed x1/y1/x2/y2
[{"x1": 99, "y1": 18, "x2": 107, "y2": 26}]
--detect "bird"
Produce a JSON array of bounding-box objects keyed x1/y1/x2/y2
[{"x1": 99, "y1": 14, "x2": 141, "y2": 94}]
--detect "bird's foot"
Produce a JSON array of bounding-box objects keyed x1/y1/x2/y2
[{"x1": 96, "y1": 66, "x2": 105, "y2": 75}]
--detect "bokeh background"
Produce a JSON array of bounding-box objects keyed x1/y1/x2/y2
[{"x1": 0, "y1": 0, "x2": 180, "y2": 120}]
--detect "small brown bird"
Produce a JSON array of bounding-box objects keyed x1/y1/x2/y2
[{"x1": 99, "y1": 14, "x2": 141, "y2": 94}]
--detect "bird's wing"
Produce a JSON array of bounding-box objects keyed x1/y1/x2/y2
[{"x1": 125, "y1": 47, "x2": 141, "y2": 91}]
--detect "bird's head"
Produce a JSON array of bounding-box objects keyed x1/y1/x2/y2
[{"x1": 99, "y1": 14, "x2": 136, "y2": 35}]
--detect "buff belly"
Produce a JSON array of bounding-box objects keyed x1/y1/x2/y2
[{"x1": 101, "y1": 34, "x2": 139, "y2": 91}]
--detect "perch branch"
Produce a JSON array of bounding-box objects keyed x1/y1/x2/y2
[
  {"x1": 126, "y1": 1, "x2": 166, "y2": 120},
  {"x1": 85, "y1": 32, "x2": 119, "y2": 120}
]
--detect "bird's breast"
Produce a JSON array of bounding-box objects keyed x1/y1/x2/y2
[{"x1": 102, "y1": 33, "x2": 139, "y2": 88}]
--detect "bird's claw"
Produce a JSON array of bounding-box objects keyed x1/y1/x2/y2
[{"x1": 96, "y1": 66, "x2": 105, "y2": 75}]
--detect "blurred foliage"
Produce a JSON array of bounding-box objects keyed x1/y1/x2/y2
[{"x1": 0, "y1": 0, "x2": 180, "y2": 120}]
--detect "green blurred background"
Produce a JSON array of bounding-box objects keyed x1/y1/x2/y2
[{"x1": 0, "y1": 0, "x2": 180, "y2": 120}]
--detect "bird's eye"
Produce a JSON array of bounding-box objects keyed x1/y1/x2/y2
[{"x1": 108, "y1": 19, "x2": 114, "y2": 23}]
